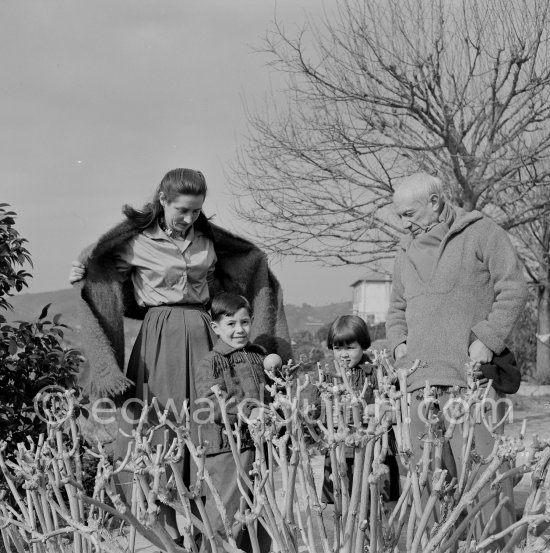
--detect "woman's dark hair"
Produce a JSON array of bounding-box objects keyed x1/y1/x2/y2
[
  {"x1": 326, "y1": 315, "x2": 371, "y2": 350},
  {"x1": 122, "y1": 168, "x2": 207, "y2": 230},
  {"x1": 211, "y1": 292, "x2": 251, "y2": 322}
]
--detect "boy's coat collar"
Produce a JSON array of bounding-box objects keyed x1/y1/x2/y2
[{"x1": 212, "y1": 338, "x2": 266, "y2": 356}]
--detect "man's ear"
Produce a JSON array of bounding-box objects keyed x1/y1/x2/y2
[{"x1": 429, "y1": 193, "x2": 441, "y2": 212}]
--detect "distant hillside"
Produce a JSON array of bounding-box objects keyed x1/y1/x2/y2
[
  {"x1": 6, "y1": 288, "x2": 141, "y2": 360},
  {"x1": 6, "y1": 291, "x2": 390, "y2": 365},
  {"x1": 284, "y1": 301, "x2": 353, "y2": 336},
  {"x1": 6, "y1": 288, "x2": 79, "y2": 328},
  {"x1": 6, "y1": 289, "x2": 353, "y2": 341}
]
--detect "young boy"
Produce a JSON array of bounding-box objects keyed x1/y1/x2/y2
[{"x1": 195, "y1": 292, "x2": 270, "y2": 553}]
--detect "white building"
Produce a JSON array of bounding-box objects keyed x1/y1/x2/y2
[{"x1": 350, "y1": 271, "x2": 392, "y2": 325}]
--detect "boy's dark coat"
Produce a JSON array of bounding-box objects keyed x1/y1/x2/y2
[{"x1": 195, "y1": 340, "x2": 268, "y2": 455}]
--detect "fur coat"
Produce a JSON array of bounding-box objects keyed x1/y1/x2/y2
[{"x1": 74, "y1": 213, "x2": 291, "y2": 398}]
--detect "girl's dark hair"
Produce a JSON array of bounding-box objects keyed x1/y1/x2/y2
[
  {"x1": 326, "y1": 315, "x2": 371, "y2": 350},
  {"x1": 211, "y1": 292, "x2": 251, "y2": 322},
  {"x1": 122, "y1": 168, "x2": 207, "y2": 230}
]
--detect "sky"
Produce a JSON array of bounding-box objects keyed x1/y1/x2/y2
[{"x1": 1, "y1": 0, "x2": 368, "y2": 306}]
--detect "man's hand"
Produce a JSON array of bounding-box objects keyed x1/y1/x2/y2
[
  {"x1": 471, "y1": 366, "x2": 489, "y2": 386},
  {"x1": 394, "y1": 343, "x2": 407, "y2": 361},
  {"x1": 468, "y1": 339, "x2": 493, "y2": 364}
]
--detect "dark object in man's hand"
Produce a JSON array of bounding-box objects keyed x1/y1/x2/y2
[{"x1": 479, "y1": 348, "x2": 521, "y2": 394}]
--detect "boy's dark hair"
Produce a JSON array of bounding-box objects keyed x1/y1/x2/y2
[
  {"x1": 211, "y1": 292, "x2": 252, "y2": 322},
  {"x1": 326, "y1": 315, "x2": 371, "y2": 350}
]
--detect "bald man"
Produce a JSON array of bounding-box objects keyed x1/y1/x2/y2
[
  {"x1": 388, "y1": 172, "x2": 527, "y2": 390},
  {"x1": 386, "y1": 172, "x2": 528, "y2": 533}
]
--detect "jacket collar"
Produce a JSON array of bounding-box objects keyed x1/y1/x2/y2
[
  {"x1": 398, "y1": 205, "x2": 484, "y2": 250},
  {"x1": 212, "y1": 338, "x2": 266, "y2": 356}
]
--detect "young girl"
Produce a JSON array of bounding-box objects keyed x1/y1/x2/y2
[{"x1": 319, "y1": 315, "x2": 400, "y2": 504}]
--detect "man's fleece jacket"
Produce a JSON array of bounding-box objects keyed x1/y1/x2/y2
[
  {"x1": 74, "y1": 212, "x2": 291, "y2": 398},
  {"x1": 386, "y1": 207, "x2": 528, "y2": 393},
  {"x1": 194, "y1": 340, "x2": 267, "y2": 455}
]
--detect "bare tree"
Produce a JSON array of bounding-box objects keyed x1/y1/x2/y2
[
  {"x1": 230, "y1": 0, "x2": 550, "y2": 379},
  {"x1": 491, "y1": 170, "x2": 550, "y2": 381}
]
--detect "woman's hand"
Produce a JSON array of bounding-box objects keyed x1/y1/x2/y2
[{"x1": 69, "y1": 261, "x2": 86, "y2": 284}]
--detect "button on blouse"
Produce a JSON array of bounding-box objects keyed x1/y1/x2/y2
[{"x1": 113, "y1": 222, "x2": 216, "y2": 307}]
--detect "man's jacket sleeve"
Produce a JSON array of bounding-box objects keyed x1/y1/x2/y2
[{"x1": 471, "y1": 225, "x2": 529, "y2": 354}]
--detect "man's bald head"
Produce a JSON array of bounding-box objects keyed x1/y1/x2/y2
[
  {"x1": 393, "y1": 173, "x2": 446, "y2": 205},
  {"x1": 393, "y1": 173, "x2": 446, "y2": 237}
]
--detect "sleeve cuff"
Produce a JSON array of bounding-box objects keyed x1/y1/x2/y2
[
  {"x1": 471, "y1": 323, "x2": 505, "y2": 355},
  {"x1": 390, "y1": 337, "x2": 407, "y2": 360}
]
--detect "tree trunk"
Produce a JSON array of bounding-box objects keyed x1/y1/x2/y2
[{"x1": 535, "y1": 268, "x2": 550, "y2": 384}]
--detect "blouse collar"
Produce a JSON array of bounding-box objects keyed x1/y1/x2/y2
[{"x1": 143, "y1": 221, "x2": 202, "y2": 242}]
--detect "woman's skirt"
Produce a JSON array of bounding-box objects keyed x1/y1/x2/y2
[{"x1": 114, "y1": 304, "x2": 216, "y2": 500}]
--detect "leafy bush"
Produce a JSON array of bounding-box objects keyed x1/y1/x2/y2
[
  {"x1": 0, "y1": 204, "x2": 83, "y2": 460},
  {"x1": 0, "y1": 305, "x2": 83, "y2": 456},
  {"x1": 509, "y1": 292, "x2": 537, "y2": 381},
  {"x1": 0, "y1": 203, "x2": 32, "y2": 313},
  {"x1": 291, "y1": 330, "x2": 330, "y2": 368}
]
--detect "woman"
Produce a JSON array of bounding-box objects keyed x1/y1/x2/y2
[{"x1": 70, "y1": 168, "x2": 290, "y2": 542}]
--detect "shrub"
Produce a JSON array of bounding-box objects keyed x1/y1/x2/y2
[
  {"x1": 509, "y1": 293, "x2": 537, "y2": 381},
  {"x1": 1, "y1": 355, "x2": 549, "y2": 552},
  {"x1": 0, "y1": 204, "x2": 83, "y2": 461},
  {"x1": 0, "y1": 203, "x2": 32, "y2": 313},
  {"x1": 292, "y1": 330, "x2": 330, "y2": 367},
  {"x1": 0, "y1": 305, "x2": 83, "y2": 457}
]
